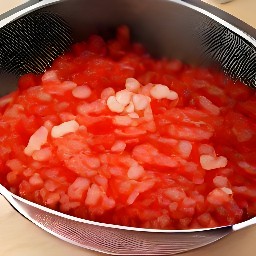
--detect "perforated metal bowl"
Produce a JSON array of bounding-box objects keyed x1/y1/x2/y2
[{"x1": 0, "y1": 1, "x2": 256, "y2": 255}]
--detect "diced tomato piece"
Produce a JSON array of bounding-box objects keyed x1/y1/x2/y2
[
  {"x1": 18, "y1": 73, "x2": 40, "y2": 91},
  {"x1": 0, "y1": 26, "x2": 255, "y2": 231},
  {"x1": 237, "y1": 100, "x2": 256, "y2": 121}
]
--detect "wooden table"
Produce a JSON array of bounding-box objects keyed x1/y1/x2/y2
[
  {"x1": 1, "y1": 0, "x2": 256, "y2": 255},
  {"x1": 202, "y1": 0, "x2": 256, "y2": 28}
]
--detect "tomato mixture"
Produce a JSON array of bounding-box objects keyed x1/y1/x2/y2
[{"x1": 0, "y1": 26, "x2": 256, "y2": 230}]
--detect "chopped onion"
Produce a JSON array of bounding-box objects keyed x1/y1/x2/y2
[
  {"x1": 200, "y1": 155, "x2": 228, "y2": 170},
  {"x1": 72, "y1": 85, "x2": 92, "y2": 99},
  {"x1": 125, "y1": 78, "x2": 140, "y2": 92},
  {"x1": 150, "y1": 84, "x2": 178, "y2": 100},
  {"x1": 51, "y1": 120, "x2": 79, "y2": 138},
  {"x1": 107, "y1": 96, "x2": 125, "y2": 113},
  {"x1": 24, "y1": 126, "x2": 48, "y2": 156}
]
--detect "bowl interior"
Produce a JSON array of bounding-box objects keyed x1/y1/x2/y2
[{"x1": 1, "y1": 0, "x2": 256, "y2": 94}]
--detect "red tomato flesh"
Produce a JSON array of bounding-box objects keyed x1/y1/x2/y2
[{"x1": 0, "y1": 26, "x2": 256, "y2": 230}]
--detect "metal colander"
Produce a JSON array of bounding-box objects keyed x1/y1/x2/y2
[
  {"x1": 0, "y1": 184, "x2": 236, "y2": 255},
  {"x1": 0, "y1": 0, "x2": 256, "y2": 255}
]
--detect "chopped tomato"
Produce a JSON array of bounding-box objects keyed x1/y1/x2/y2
[{"x1": 0, "y1": 26, "x2": 255, "y2": 230}]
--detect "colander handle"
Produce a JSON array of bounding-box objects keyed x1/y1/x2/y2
[{"x1": 233, "y1": 217, "x2": 256, "y2": 231}]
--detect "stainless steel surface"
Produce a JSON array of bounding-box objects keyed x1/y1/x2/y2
[
  {"x1": 0, "y1": 0, "x2": 256, "y2": 255},
  {"x1": 0, "y1": 11, "x2": 72, "y2": 75},
  {"x1": 0, "y1": 184, "x2": 232, "y2": 255},
  {"x1": 1, "y1": 0, "x2": 256, "y2": 86}
]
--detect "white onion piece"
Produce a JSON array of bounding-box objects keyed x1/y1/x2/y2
[
  {"x1": 72, "y1": 85, "x2": 92, "y2": 99},
  {"x1": 101, "y1": 87, "x2": 115, "y2": 100},
  {"x1": 107, "y1": 96, "x2": 125, "y2": 113},
  {"x1": 125, "y1": 102, "x2": 135, "y2": 113},
  {"x1": 221, "y1": 187, "x2": 233, "y2": 195},
  {"x1": 200, "y1": 154, "x2": 228, "y2": 170},
  {"x1": 111, "y1": 140, "x2": 126, "y2": 152},
  {"x1": 115, "y1": 89, "x2": 133, "y2": 106},
  {"x1": 24, "y1": 126, "x2": 48, "y2": 156},
  {"x1": 132, "y1": 94, "x2": 150, "y2": 111},
  {"x1": 41, "y1": 70, "x2": 59, "y2": 83},
  {"x1": 51, "y1": 120, "x2": 79, "y2": 138},
  {"x1": 125, "y1": 78, "x2": 140, "y2": 92},
  {"x1": 150, "y1": 84, "x2": 178, "y2": 100}
]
